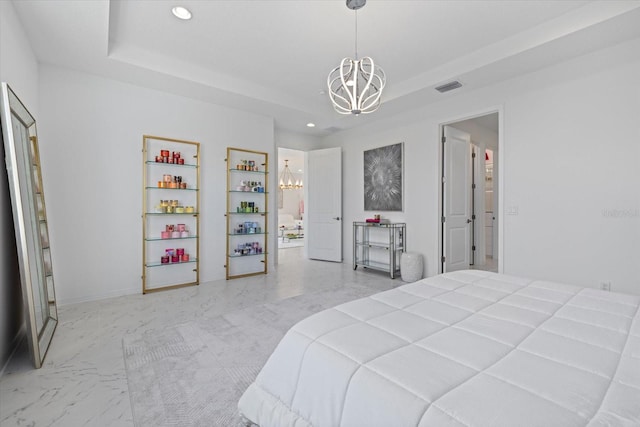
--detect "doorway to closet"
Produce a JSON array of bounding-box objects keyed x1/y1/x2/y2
[{"x1": 440, "y1": 112, "x2": 500, "y2": 273}]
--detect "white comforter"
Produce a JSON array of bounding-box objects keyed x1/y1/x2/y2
[{"x1": 238, "y1": 270, "x2": 640, "y2": 426}]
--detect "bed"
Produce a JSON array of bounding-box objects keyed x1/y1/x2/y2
[{"x1": 238, "y1": 270, "x2": 640, "y2": 426}]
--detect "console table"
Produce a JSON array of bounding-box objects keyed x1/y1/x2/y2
[{"x1": 353, "y1": 222, "x2": 406, "y2": 278}]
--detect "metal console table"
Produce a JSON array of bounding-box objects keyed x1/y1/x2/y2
[{"x1": 353, "y1": 222, "x2": 406, "y2": 278}]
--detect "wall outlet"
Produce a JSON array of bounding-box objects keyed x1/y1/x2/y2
[
  {"x1": 506, "y1": 206, "x2": 519, "y2": 215},
  {"x1": 600, "y1": 282, "x2": 611, "y2": 291}
]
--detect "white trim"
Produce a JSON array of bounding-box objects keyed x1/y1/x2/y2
[
  {"x1": 57, "y1": 287, "x2": 139, "y2": 307},
  {"x1": 497, "y1": 106, "x2": 504, "y2": 274},
  {"x1": 1, "y1": 323, "x2": 26, "y2": 377}
]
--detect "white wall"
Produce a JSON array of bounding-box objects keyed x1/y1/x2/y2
[
  {"x1": 323, "y1": 121, "x2": 440, "y2": 278},
  {"x1": 322, "y1": 38, "x2": 640, "y2": 295},
  {"x1": 279, "y1": 188, "x2": 303, "y2": 219},
  {"x1": 38, "y1": 65, "x2": 275, "y2": 305},
  {"x1": 503, "y1": 59, "x2": 640, "y2": 293},
  {"x1": 0, "y1": 1, "x2": 39, "y2": 117},
  {"x1": 0, "y1": 0, "x2": 40, "y2": 370},
  {"x1": 275, "y1": 129, "x2": 323, "y2": 151}
]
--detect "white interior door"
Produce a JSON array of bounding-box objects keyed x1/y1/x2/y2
[
  {"x1": 306, "y1": 147, "x2": 342, "y2": 262},
  {"x1": 444, "y1": 126, "x2": 472, "y2": 272}
]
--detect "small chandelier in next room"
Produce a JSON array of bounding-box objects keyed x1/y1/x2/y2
[
  {"x1": 279, "y1": 160, "x2": 302, "y2": 190},
  {"x1": 327, "y1": 0, "x2": 386, "y2": 115}
]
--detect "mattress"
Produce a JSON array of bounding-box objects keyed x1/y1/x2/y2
[{"x1": 238, "y1": 270, "x2": 640, "y2": 426}]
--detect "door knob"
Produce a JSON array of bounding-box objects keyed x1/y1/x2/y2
[
  {"x1": 333, "y1": 217, "x2": 341, "y2": 220},
  {"x1": 467, "y1": 219, "x2": 472, "y2": 223}
]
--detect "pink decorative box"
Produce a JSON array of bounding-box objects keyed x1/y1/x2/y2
[{"x1": 161, "y1": 231, "x2": 170, "y2": 239}]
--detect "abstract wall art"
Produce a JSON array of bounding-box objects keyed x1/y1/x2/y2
[{"x1": 363, "y1": 142, "x2": 403, "y2": 211}]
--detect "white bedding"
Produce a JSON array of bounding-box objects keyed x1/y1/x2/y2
[{"x1": 238, "y1": 270, "x2": 640, "y2": 426}]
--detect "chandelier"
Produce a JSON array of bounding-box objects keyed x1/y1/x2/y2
[
  {"x1": 279, "y1": 160, "x2": 302, "y2": 190},
  {"x1": 327, "y1": 0, "x2": 386, "y2": 115}
]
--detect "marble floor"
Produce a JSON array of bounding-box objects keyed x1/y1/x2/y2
[
  {"x1": 0, "y1": 248, "x2": 398, "y2": 427},
  {"x1": 470, "y1": 256, "x2": 498, "y2": 273},
  {"x1": 278, "y1": 238, "x2": 304, "y2": 249}
]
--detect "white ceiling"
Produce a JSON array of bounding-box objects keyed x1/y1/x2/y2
[{"x1": 11, "y1": 0, "x2": 640, "y2": 136}]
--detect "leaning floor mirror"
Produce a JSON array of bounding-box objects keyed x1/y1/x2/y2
[{"x1": 1, "y1": 83, "x2": 58, "y2": 368}]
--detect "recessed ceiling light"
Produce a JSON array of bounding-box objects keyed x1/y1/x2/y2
[
  {"x1": 306, "y1": 123, "x2": 316, "y2": 128},
  {"x1": 172, "y1": 6, "x2": 192, "y2": 20}
]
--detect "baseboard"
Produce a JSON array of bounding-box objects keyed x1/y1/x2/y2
[
  {"x1": 56, "y1": 275, "x2": 227, "y2": 306},
  {"x1": 58, "y1": 286, "x2": 140, "y2": 307},
  {"x1": 0, "y1": 323, "x2": 25, "y2": 377}
]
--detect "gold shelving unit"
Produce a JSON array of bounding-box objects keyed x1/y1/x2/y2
[
  {"x1": 142, "y1": 135, "x2": 200, "y2": 293},
  {"x1": 225, "y1": 147, "x2": 269, "y2": 279}
]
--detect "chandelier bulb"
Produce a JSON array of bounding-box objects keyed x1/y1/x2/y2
[{"x1": 279, "y1": 159, "x2": 301, "y2": 191}]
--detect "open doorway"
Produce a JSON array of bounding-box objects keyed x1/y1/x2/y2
[
  {"x1": 277, "y1": 148, "x2": 305, "y2": 253},
  {"x1": 439, "y1": 112, "x2": 499, "y2": 273}
]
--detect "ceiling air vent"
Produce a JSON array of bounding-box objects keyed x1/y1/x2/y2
[{"x1": 435, "y1": 80, "x2": 463, "y2": 93}]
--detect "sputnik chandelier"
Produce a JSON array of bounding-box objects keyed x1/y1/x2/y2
[
  {"x1": 279, "y1": 160, "x2": 302, "y2": 190},
  {"x1": 327, "y1": 0, "x2": 386, "y2": 115}
]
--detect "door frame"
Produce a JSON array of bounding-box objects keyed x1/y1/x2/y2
[{"x1": 438, "y1": 106, "x2": 504, "y2": 274}]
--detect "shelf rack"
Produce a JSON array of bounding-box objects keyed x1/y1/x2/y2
[
  {"x1": 225, "y1": 147, "x2": 269, "y2": 279},
  {"x1": 142, "y1": 135, "x2": 200, "y2": 293},
  {"x1": 353, "y1": 222, "x2": 406, "y2": 279}
]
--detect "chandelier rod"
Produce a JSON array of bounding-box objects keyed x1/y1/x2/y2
[
  {"x1": 327, "y1": 0, "x2": 385, "y2": 115},
  {"x1": 354, "y1": 10, "x2": 358, "y2": 60}
]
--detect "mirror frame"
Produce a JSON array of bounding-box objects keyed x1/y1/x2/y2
[{"x1": 0, "y1": 82, "x2": 58, "y2": 368}]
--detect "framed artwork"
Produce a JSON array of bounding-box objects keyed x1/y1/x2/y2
[{"x1": 364, "y1": 142, "x2": 403, "y2": 211}]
